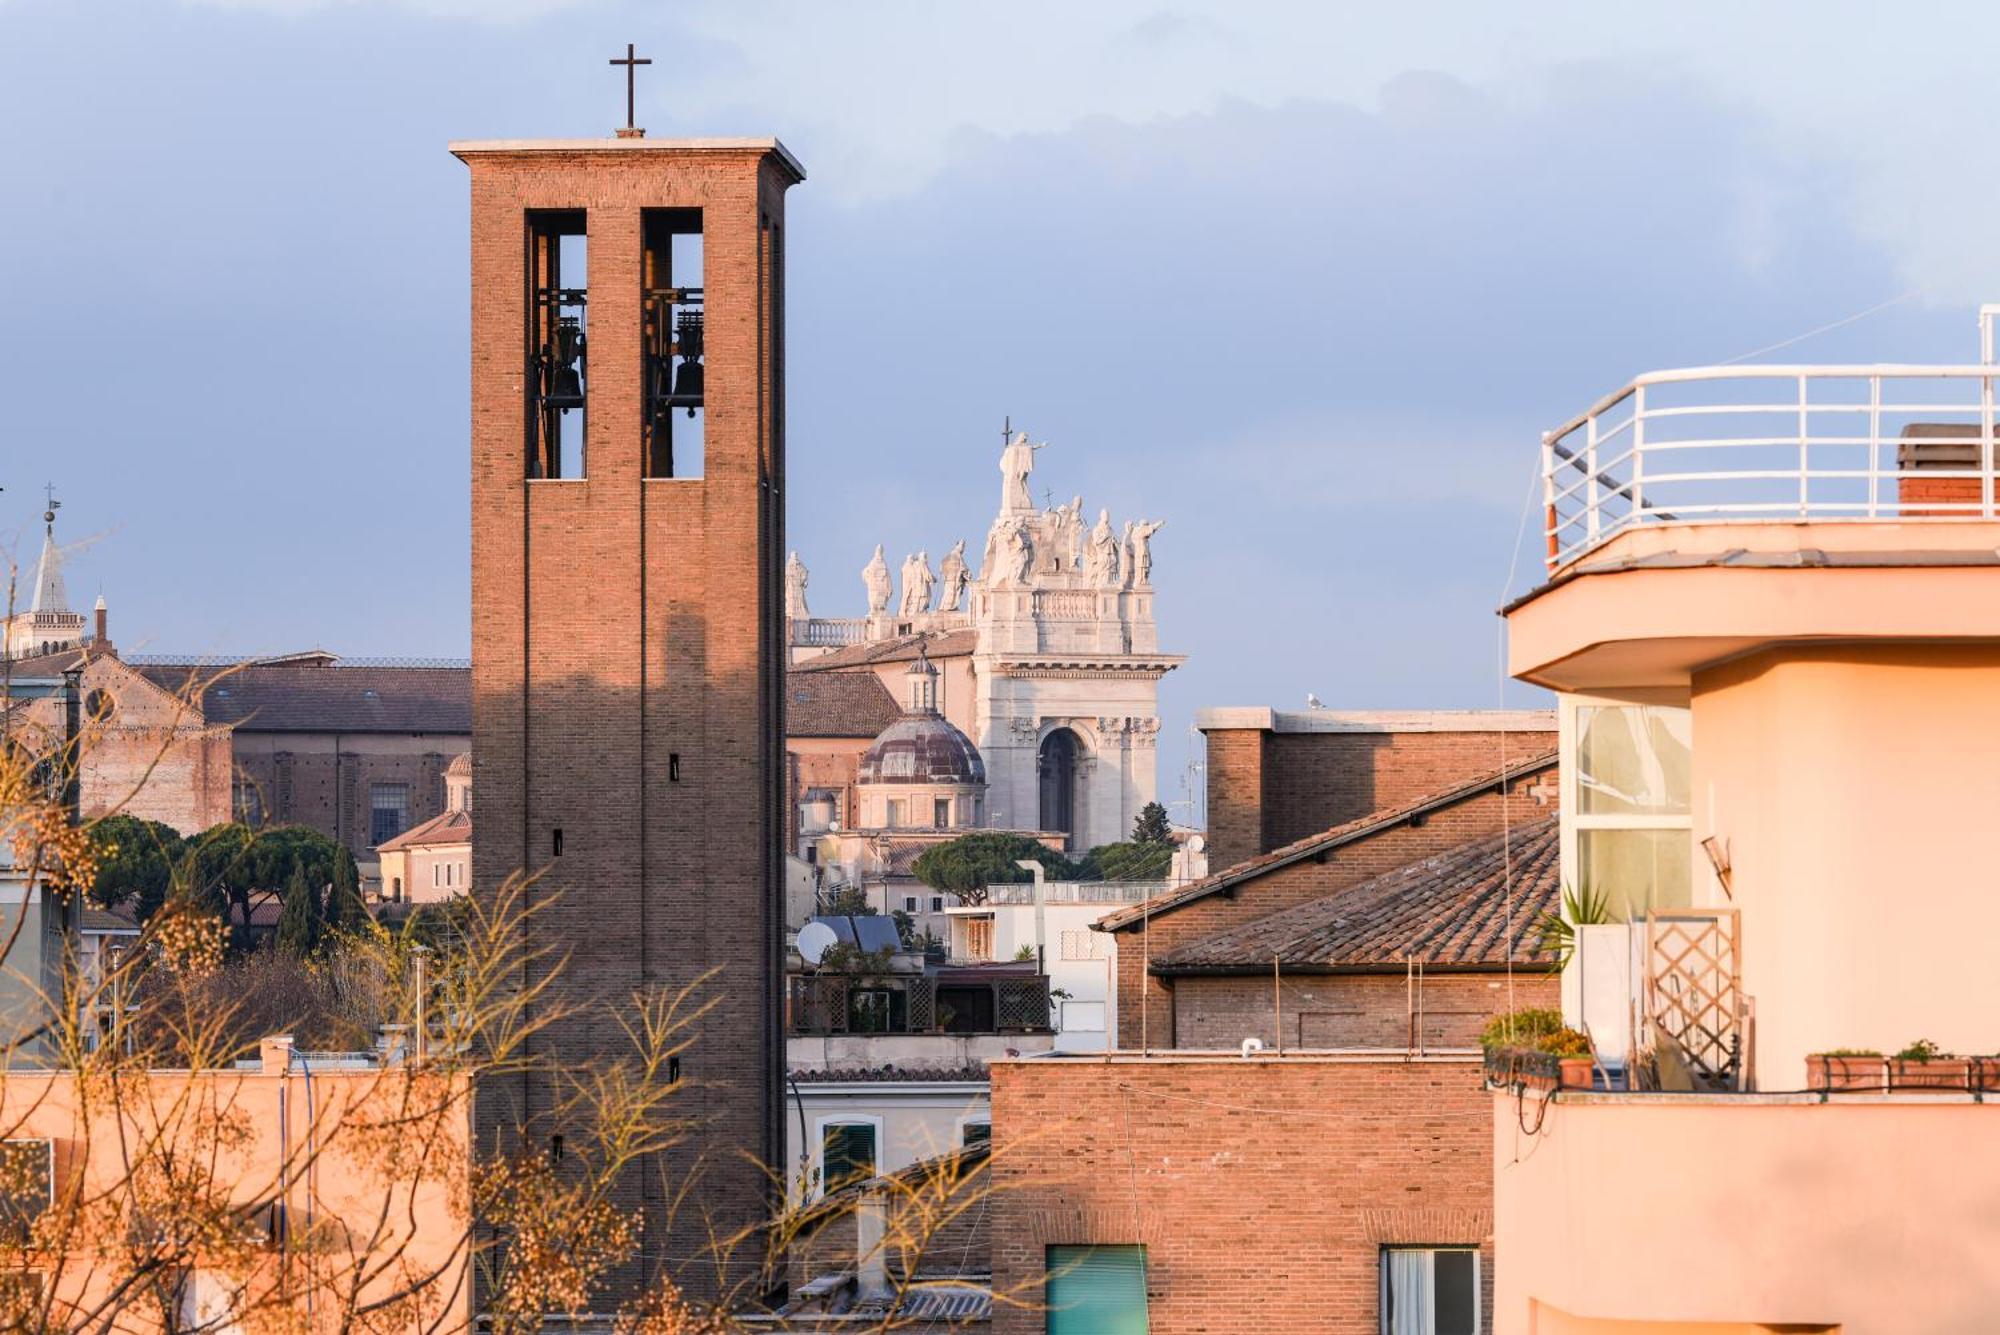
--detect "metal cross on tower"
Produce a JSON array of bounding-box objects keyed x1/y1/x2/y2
[
  {"x1": 609, "y1": 43, "x2": 652, "y2": 132},
  {"x1": 42, "y1": 483, "x2": 59, "y2": 529}
]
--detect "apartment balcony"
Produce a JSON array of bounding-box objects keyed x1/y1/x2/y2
[
  {"x1": 1513, "y1": 323, "x2": 2000, "y2": 692},
  {"x1": 786, "y1": 967, "x2": 1056, "y2": 1073}
]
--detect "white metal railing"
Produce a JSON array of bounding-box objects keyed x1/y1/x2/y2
[{"x1": 1543, "y1": 355, "x2": 2000, "y2": 571}]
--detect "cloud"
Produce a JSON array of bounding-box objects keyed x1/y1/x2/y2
[{"x1": 184, "y1": 0, "x2": 594, "y2": 18}]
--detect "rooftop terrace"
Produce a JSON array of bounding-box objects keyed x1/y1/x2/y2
[{"x1": 1543, "y1": 304, "x2": 2000, "y2": 572}]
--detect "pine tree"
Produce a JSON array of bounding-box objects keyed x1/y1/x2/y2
[
  {"x1": 324, "y1": 851, "x2": 369, "y2": 937},
  {"x1": 1131, "y1": 801, "x2": 1173, "y2": 845},
  {"x1": 277, "y1": 864, "x2": 322, "y2": 958}
]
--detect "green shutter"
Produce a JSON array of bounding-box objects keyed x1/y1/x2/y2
[
  {"x1": 821, "y1": 1123, "x2": 875, "y2": 1190},
  {"x1": 1046, "y1": 1245, "x2": 1148, "y2": 1334}
]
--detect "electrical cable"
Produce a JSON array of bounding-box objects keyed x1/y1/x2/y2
[{"x1": 1715, "y1": 288, "x2": 1926, "y2": 366}]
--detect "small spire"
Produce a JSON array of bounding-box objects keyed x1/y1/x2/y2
[{"x1": 29, "y1": 492, "x2": 67, "y2": 615}]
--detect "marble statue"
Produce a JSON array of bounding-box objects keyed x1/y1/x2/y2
[
  {"x1": 938, "y1": 540, "x2": 969, "y2": 612},
  {"x1": 997, "y1": 519, "x2": 1037, "y2": 586},
  {"x1": 1126, "y1": 518, "x2": 1164, "y2": 586},
  {"x1": 1085, "y1": 508, "x2": 1121, "y2": 585},
  {"x1": 901, "y1": 550, "x2": 935, "y2": 616},
  {"x1": 1058, "y1": 496, "x2": 1083, "y2": 571},
  {"x1": 863, "y1": 544, "x2": 893, "y2": 615},
  {"x1": 999, "y1": 430, "x2": 1045, "y2": 514},
  {"x1": 785, "y1": 550, "x2": 810, "y2": 620}
]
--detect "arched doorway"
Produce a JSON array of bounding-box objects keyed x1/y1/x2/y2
[{"x1": 1038, "y1": 727, "x2": 1081, "y2": 844}]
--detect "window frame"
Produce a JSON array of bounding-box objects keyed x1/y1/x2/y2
[
  {"x1": 1045, "y1": 1243, "x2": 1148, "y2": 1334},
  {"x1": 811, "y1": 1114, "x2": 882, "y2": 1200},
  {"x1": 954, "y1": 1110, "x2": 992, "y2": 1149},
  {"x1": 1559, "y1": 689, "x2": 1696, "y2": 922},
  {"x1": 369, "y1": 782, "x2": 411, "y2": 849},
  {"x1": 1379, "y1": 1244, "x2": 1481, "y2": 1335}
]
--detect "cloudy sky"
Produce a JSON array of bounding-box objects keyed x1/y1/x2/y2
[{"x1": 3, "y1": 1, "x2": 1995, "y2": 808}]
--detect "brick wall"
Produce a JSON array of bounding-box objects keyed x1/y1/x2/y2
[
  {"x1": 1170, "y1": 972, "x2": 1556, "y2": 1051},
  {"x1": 788, "y1": 736, "x2": 867, "y2": 851},
  {"x1": 230, "y1": 733, "x2": 461, "y2": 869},
  {"x1": 990, "y1": 1056, "x2": 1496, "y2": 1335},
  {"x1": 1203, "y1": 724, "x2": 1556, "y2": 868},
  {"x1": 463, "y1": 140, "x2": 799, "y2": 1302},
  {"x1": 1113, "y1": 772, "x2": 1555, "y2": 1050}
]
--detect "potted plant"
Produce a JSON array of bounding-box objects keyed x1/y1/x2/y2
[
  {"x1": 1892, "y1": 1038, "x2": 1970, "y2": 1090},
  {"x1": 1542, "y1": 1025, "x2": 1596, "y2": 1090},
  {"x1": 1975, "y1": 1053, "x2": 2000, "y2": 1094},
  {"x1": 1806, "y1": 1048, "x2": 1886, "y2": 1092},
  {"x1": 1478, "y1": 1009, "x2": 1593, "y2": 1091}
]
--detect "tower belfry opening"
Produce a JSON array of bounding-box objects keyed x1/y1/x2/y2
[
  {"x1": 642, "y1": 210, "x2": 705, "y2": 478},
  {"x1": 527, "y1": 211, "x2": 588, "y2": 479}
]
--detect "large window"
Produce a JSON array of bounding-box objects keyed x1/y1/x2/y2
[
  {"x1": 1568, "y1": 701, "x2": 1692, "y2": 921},
  {"x1": 1381, "y1": 1247, "x2": 1478, "y2": 1335},
  {"x1": 370, "y1": 783, "x2": 410, "y2": 848},
  {"x1": 1046, "y1": 1245, "x2": 1147, "y2": 1335},
  {"x1": 819, "y1": 1121, "x2": 877, "y2": 1194}
]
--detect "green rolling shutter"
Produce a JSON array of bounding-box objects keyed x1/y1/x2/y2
[
  {"x1": 821, "y1": 1123, "x2": 876, "y2": 1191},
  {"x1": 1046, "y1": 1245, "x2": 1148, "y2": 1334}
]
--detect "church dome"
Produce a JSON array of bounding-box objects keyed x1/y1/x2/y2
[
  {"x1": 858, "y1": 650, "x2": 986, "y2": 785},
  {"x1": 858, "y1": 714, "x2": 986, "y2": 786}
]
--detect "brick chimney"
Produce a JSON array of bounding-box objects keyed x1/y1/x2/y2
[{"x1": 91, "y1": 595, "x2": 110, "y2": 656}]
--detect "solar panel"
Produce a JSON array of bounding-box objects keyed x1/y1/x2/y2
[
  {"x1": 812, "y1": 915, "x2": 859, "y2": 945},
  {"x1": 854, "y1": 916, "x2": 902, "y2": 954}
]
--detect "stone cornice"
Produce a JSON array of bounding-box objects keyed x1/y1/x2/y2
[{"x1": 985, "y1": 654, "x2": 1184, "y2": 680}]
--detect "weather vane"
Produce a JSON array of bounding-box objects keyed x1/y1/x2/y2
[{"x1": 609, "y1": 43, "x2": 652, "y2": 134}]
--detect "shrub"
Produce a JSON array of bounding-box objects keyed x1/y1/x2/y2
[
  {"x1": 1896, "y1": 1038, "x2": 1947, "y2": 1062},
  {"x1": 1479, "y1": 1008, "x2": 1563, "y2": 1051}
]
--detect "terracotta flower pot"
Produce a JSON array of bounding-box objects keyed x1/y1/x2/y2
[
  {"x1": 1806, "y1": 1054, "x2": 1886, "y2": 1092},
  {"x1": 1892, "y1": 1057, "x2": 1971, "y2": 1091},
  {"x1": 1558, "y1": 1056, "x2": 1595, "y2": 1090},
  {"x1": 1974, "y1": 1057, "x2": 2000, "y2": 1093}
]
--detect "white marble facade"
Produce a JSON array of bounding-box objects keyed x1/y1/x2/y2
[{"x1": 791, "y1": 431, "x2": 1181, "y2": 851}]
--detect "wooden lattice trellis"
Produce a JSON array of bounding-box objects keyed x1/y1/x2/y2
[{"x1": 1645, "y1": 909, "x2": 1743, "y2": 1087}]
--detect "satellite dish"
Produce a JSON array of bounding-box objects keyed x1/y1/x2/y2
[
  {"x1": 1188, "y1": 834, "x2": 1206, "y2": 854},
  {"x1": 797, "y1": 921, "x2": 838, "y2": 967}
]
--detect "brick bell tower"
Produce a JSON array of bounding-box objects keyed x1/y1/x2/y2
[{"x1": 454, "y1": 124, "x2": 803, "y2": 1300}]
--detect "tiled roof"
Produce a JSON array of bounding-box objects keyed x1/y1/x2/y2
[
  {"x1": 1153, "y1": 817, "x2": 1560, "y2": 973},
  {"x1": 2, "y1": 646, "x2": 92, "y2": 677},
  {"x1": 787, "y1": 671, "x2": 902, "y2": 737},
  {"x1": 790, "y1": 629, "x2": 978, "y2": 673},
  {"x1": 376, "y1": 808, "x2": 472, "y2": 853},
  {"x1": 80, "y1": 907, "x2": 140, "y2": 934},
  {"x1": 1096, "y1": 751, "x2": 1559, "y2": 932},
  {"x1": 135, "y1": 663, "x2": 470, "y2": 734},
  {"x1": 790, "y1": 1064, "x2": 989, "y2": 1083}
]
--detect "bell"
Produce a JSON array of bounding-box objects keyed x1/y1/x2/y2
[
  {"x1": 547, "y1": 362, "x2": 584, "y2": 408},
  {"x1": 542, "y1": 318, "x2": 586, "y2": 409},
  {"x1": 665, "y1": 358, "x2": 704, "y2": 416}
]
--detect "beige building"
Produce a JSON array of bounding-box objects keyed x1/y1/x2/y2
[
  {"x1": 1493, "y1": 310, "x2": 2000, "y2": 1332},
  {"x1": 375, "y1": 752, "x2": 471, "y2": 904}
]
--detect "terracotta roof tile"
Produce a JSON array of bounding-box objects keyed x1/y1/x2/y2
[
  {"x1": 1153, "y1": 817, "x2": 1560, "y2": 972},
  {"x1": 135, "y1": 664, "x2": 470, "y2": 734},
  {"x1": 787, "y1": 671, "x2": 902, "y2": 737},
  {"x1": 376, "y1": 809, "x2": 472, "y2": 852},
  {"x1": 1097, "y1": 751, "x2": 1559, "y2": 932}
]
